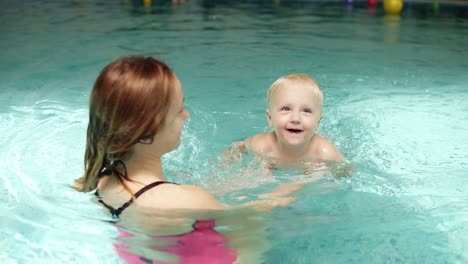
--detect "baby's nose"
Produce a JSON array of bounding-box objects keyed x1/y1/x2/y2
[
  {"x1": 290, "y1": 112, "x2": 301, "y2": 123},
  {"x1": 290, "y1": 119, "x2": 300, "y2": 124}
]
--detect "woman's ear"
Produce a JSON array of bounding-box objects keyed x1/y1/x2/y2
[{"x1": 138, "y1": 133, "x2": 154, "y2": 144}]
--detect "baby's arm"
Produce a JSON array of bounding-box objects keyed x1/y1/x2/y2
[
  {"x1": 221, "y1": 141, "x2": 249, "y2": 163},
  {"x1": 221, "y1": 133, "x2": 268, "y2": 163}
]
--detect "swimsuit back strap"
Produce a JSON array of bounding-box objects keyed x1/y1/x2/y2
[
  {"x1": 95, "y1": 180, "x2": 177, "y2": 218},
  {"x1": 133, "y1": 181, "x2": 174, "y2": 199}
]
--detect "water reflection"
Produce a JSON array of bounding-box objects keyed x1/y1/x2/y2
[
  {"x1": 105, "y1": 204, "x2": 280, "y2": 263},
  {"x1": 384, "y1": 13, "x2": 401, "y2": 43}
]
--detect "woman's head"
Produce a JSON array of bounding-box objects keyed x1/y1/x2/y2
[{"x1": 76, "y1": 56, "x2": 181, "y2": 192}]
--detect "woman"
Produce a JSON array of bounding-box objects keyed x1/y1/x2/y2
[
  {"x1": 74, "y1": 56, "x2": 223, "y2": 212},
  {"x1": 74, "y1": 56, "x2": 297, "y2": 263}
]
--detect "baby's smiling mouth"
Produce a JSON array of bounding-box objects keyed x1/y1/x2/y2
[{"x1": 286, "y1": 128, "x2": 303, "y2": 134}]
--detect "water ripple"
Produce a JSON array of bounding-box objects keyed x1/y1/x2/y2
[{"x1": 1, "y1": 100, "x2": 86, "y2": 205}]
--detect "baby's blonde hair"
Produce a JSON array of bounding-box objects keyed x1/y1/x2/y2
[{"x1": 267, "y1": 73, "x2": 323, "y2": 108}]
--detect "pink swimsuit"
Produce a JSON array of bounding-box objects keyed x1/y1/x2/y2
[
  {"x1": 95, "y1": 181, "x2": 237, "y2": 264},
  {"x1": 115, "y1": 219, "x2": 237, "y2": 264}
]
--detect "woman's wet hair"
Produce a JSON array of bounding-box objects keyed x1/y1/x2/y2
[{"x1": 74, "y1": 56, "x2": 177, "y2": 192}]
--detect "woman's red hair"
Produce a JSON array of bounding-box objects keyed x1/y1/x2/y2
[{"x1": 74, "y1": 56, "x2": 176, "y2": 192}]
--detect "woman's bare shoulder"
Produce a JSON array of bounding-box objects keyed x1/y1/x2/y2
[{"x1": 137, "y1": 183, "x2": 224, "y2": 211}]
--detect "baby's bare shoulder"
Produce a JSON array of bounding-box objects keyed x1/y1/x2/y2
[
  {"x1": 244, "y1": 132, "x2": 275, "y2": 154},
  {"x1": 312, "y1": 135, "x2": 344, "y2": 161}
]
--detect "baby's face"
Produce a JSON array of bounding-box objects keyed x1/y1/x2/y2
[{"x1": 267, "y1": 84, "x2": 322, "y2": 148}]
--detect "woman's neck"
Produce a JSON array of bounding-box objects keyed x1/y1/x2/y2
[{"x1": 124, "y1": 152, "x2": 166, "y2": 183}]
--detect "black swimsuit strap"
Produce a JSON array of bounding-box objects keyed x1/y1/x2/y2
[{"x1": 95, "y1": 181, "x2": 176, "y2": 218}]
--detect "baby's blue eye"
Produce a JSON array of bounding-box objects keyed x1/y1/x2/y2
[
  {"x1": 303, "y1": 108, "x2": 312, "y2": 113},
  {"x1": 280, "y1": 106, "x2": 290, "y2": 111}
]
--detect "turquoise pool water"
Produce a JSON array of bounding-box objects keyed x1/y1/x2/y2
[{"x1": 1, "y1": 0, "x2": 467, "y2": 263}]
